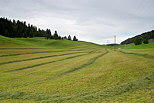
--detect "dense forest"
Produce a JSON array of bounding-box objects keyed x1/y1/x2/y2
[
  {"x1": 121, "y1": 30, "x2": 154, "y2": 44},
  {"x1": 0, "y1": 17, "x2": 78, "y2": 41}
]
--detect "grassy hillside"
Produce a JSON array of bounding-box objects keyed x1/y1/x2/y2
[
  {"x1": 0, "y1": 35, "x2": 154, "y2": 103},
  {"x1": 0, "y1": 35, "x2": 33, "y2": 47},
  {"x1": 121, "y1": 30, "x2": 154, "y2": 44},
  {"x1": 0, "y1": 35, "x2": 103, "y2": 49}
]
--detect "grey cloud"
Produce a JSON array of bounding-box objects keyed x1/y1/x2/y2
[{"x1": 0, "y1": 0, "x2": 154, "y2": 44}]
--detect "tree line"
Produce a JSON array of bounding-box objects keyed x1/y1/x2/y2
[
  {"x1": 0, "y1": 17, "x2": 78, "y2": 41},
  {"x1": 121, "y1": 30, "x2": 154, "y2": 45}
]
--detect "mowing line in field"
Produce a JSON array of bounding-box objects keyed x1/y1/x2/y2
[
  {"x1": 59, "y1": 72, "x2": 154, "y2": 103},
  {"x1": 5, "y1": 52, "x2": 92, "y2": 72},
  {"x1": 42, "y1": 50, "x2": 109, "y2": 81},
  {"x1": 0, "y1": 72, "x2": 153, "y2": 102},
  {"x1": 0, "y1": 48, "x2": 51, "y2": 49},
  {"x1": 0, "y1": 46, "x2": 89, "y2": 49},
  {"x1": 119, "y1": 51, "x2": 154, "y2": 59},
  {"x1": 0, "y1": 51, "x2": 85, "y2": 65},
  {"x1": 13, "y1": 50, "x2": 109, "y2": 88},
  {"x1": 6, "y1": 50, "x2": 101, "y2": 88},
  {"x1": 0, "y1": 48, "x2": 87, "y2": 57}
]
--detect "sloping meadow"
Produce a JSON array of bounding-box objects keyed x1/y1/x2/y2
[{"x1": 0, "y1": 37, "x2": 154, "y2": 103}]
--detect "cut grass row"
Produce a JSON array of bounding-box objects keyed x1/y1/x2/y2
[
  {"x1": 0, "y1": 48, "x2": 87, "y2": 57},
  {"x1": 0, "y1": 53, "x2": 85, "y2": 72},
  {"x1": 0, "y1": 37, "x2": 153, "y2": 103},
  {"x1": 119, "y1": 51, "x2": 154, "y2": 59},
  {"x1": 0, "y1": 44, "x2": 102, "y2": 57},
  {"x1": 0, "y1": 51, "x2": 85, "y2": 65},
  {"x1": 46, "y1": 50, "x2": 153, "y2": 95},
  {"x1": 0, "y1": 50, "x2": 106, "y2": 91},
  {"x1": 0, "y1": 48, "x2": 105, "y2": 72},
  {"x1": 0, "y1": 72, "x2": 153, "y2": 102},
  {"x1": 31, "y1": 50, "x2": 109, "y2": 83},
  {"x1": 0, "y1": 48, "x2": 95, "y2": 63},
  {"x1": 5, "y1": 53, "x2": 90, "y2": 72},
  {"x1": 0, "y1": 49, "x2": 104, "y2": 73},
  {"x1": 5, "y1": 50, "x2": 108, "y2": 89},
  {"x1": 10, "y1": 49, "x2": 153, "y2": 94}
]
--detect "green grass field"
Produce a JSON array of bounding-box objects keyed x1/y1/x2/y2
[
  {"x1": 0, "y1": 36, "x2": 154, "y2": 103},
  {"x1": 117, "y1": 43, "x2": 154, "y2": 49}
]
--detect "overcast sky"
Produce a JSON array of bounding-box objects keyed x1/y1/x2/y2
[{"x1": 0, "y1": 0, "x2": 154, "y2": 44}]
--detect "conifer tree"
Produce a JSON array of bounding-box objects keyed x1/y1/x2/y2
[
  {"x1": 0, "y1": 17, "x2": 66, "y2": 39},
  {"x1": 53, "y1": 31, "x2": 59, "y2": 39},
  {"x1": 73, "y1": 36, "x2": 78, "y2": 41},
  {"x1": 68, "y1": 35, "x2": 71, "y2": 40},
  {"x1": 46, "y1": 29, "x2": 51, "y2": 39}
]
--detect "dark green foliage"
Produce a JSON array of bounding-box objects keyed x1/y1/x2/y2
[
  {"x1": 73, "y1": 36, "x2": 78, "y2": 41},
  {"x1": 0, "y1": 17, "x2": 79, "y2": 41},
  {"x1": 45, "y1": 29, "x2": 52, "y2": 39},
  {"x1": 0, "y1": 17, "x2": 63, "y2": 39},
  {"x1": 143, "y1": 39, "x2": 149, "y2": 44},
  {"x1": 50, "y1": 31, "x2": 63, "y2": 40},
  {"x1": 68, "y1": 35, "x2": 72, "y2": 40},
  {"x1": 121, "y1": 30, "x2": 154, "y2": 44},
  {"x1": 53, "y1": 31, "x2": 59, "y2": 39},
  {"x1": 0, "y1": 17, "x2": 47, "y2": 38},
  {"x1": 64, "y1": 36, "x2": 67, "y2": 40},
  {"x1": 134, "y1": 37, "x2": 143, "y2": 45}
]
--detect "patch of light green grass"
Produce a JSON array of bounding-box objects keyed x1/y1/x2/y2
[{"x1": 118, "y1": 43, "x2": 154, "y2": 49}]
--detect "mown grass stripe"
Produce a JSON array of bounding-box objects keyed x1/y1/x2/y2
[
  {"x1": 42, "y1": 51, "x2": 109, "y2": 81},
  {"x1": 0, "y1": 49, "x2": 86, "y2": 57},
  {"x1": 5, "y1": 52, "x2": 91, "y2": 72},
  {"x1": 12, "y1": 51, "x2": 108, "y2": 88},
  {"x1": 0, "y1": 72, "x2": 153, "y2": 103},
  {"x1": 0, "y1": 51, "x2": 85, "y2": 65},
  {"x1": 0, "y1": 48, "x2": 51, "y2": 49},
  {"x1": 67, "y1": 72, "x2": 154, "y2": 103},
  {"x1": 120, "y1": 51, "x2": 154, "y2": 59},
  {"x1": 0, "y1": 46, "x2": 88, "y2": 49}
]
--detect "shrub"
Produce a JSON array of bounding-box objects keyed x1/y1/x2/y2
[
  {"x1": 134, "y1": 37, "x2": 143, "y2": 45},
  {"x1": 143, "y1": 39, "x2": 149, "y2": 44}
]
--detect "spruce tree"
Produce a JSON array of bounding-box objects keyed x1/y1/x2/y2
[
  {"x1": 68, "y1": 35, "x2": 71, "y2": 40},
  {"x1": 46, "y1": 29, "x2": 51, "y2": 39},
  {"x1": 73, "y1": 36, "x2": 78, "y2": 41},
  {"x1": 0, "y1": 17, "x2": 64, "y2": 38},
  {"x1": 53, "y1": 31, "x2": 59, "y2": 39},
  {"x1": 64, "y1": 36, "x2": 67, "y2": 40}
]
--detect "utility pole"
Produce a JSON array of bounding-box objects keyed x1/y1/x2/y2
[
  {"x1": 114, "y1": 35, "x2": 116, "y2": 44},
  {"x1": 114, "y1": 35, "x2": 116, "y2": 51}
]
